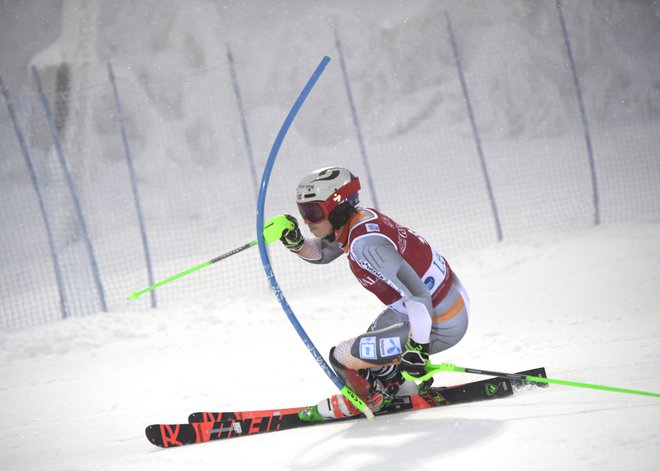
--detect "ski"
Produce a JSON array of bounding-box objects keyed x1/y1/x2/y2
[
  {"x1": 145, "y1": 368, "x2": 546, "y2": 448},
  {"x1": 185, "y1": 367, "x2": 547, "y2": 424}
]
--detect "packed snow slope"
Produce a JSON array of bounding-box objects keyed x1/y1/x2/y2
[{"x1": 1, "y1": 223, "x2": 659, "y2": 470}]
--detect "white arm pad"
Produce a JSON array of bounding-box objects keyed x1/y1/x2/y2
[{"x1": 404, "y1": 299, "x2": 432, "y2": 344}]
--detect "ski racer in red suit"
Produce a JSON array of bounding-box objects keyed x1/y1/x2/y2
[{"x1": 280, "y1": 167, "x2": 470, "y2": 419}]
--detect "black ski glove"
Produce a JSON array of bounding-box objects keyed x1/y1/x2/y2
[
  {"x1": 400, "y1": 340, "x2": 430, "y2": 378},
  {"x1": 280, "y1": 214, "x2": 304, "y2": 252}
]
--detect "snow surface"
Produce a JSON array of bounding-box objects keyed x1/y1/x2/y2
[{"x1": 1, "y1": 222, "x2": 659, "y2": 470}]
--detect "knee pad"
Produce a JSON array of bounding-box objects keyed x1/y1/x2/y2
[{"x1": 352, "y1": 321, "x2": 409, "y2": 365}]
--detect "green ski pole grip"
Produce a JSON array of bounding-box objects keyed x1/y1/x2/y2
[{"x1": 263, "y1": 214, "x2": 295, "y2": 243}]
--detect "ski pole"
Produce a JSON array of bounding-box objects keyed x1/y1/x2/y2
[
  {"x1": 128, "y1": 214, "x2": 294, "y2": 300},
  {"x1": 402, "y1": 362, "x2": 660, "y2": 398}
]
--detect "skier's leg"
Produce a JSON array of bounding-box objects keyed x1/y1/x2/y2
[
  {"x1": 314, "y1": 318, "x2": 409, "y2": 419},
  {"x1": 363, "y1": 309, "x2": 418, "y2": 396},
  {"x1": 313, "y1": 347, "x2": 387, "y2": 419},
  {"x1": 332, "y1": 309, "x2": 417, "y2": 398},
  {"x1": 429, "y1": 275, "x2": 470, "y2": 354},
  {"x1": 331, "y1": 316, "x2": 409, "y2": 371}
]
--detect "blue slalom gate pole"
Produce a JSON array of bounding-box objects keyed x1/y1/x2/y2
[
  {"x1": 107, "y1": 63, "x2": 157, "y2": 308},
  {"x1": 255, "y1": 56, "x2": 373, "y2": 419},
  {"x1": 1, "y1": 76, "x2": 69, "y2": 319},
  {"x1": 32, "y1": 66, "x2": 108, "y2": 312}
]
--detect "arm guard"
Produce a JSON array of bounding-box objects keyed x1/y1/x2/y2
[{"x1": 295, "y1": 237, "x2": 344, "y2": 264}]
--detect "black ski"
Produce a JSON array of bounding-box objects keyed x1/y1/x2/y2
[{"x1": 145, "y1": 368, "x2": 546, "y2": 448}]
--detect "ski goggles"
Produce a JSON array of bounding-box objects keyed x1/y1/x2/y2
[
  {"x1": 297, "y1": 201, "x2": 328, "y2": 223},
  {"x1": 297, "y1": 177, "x2": 361, "y2": 223}
]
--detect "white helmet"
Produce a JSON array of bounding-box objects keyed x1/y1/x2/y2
[{"x1": 296, "y1": 167, "x2": 360, "y2": 227}]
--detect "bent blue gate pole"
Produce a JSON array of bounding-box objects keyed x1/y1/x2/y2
[{"x1": 255, "y1": 56, "x2": 373, "y2": 418}]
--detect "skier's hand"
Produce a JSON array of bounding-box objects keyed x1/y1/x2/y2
[
  {"x1": 280, "y1": 214, "x2": 304, "y2": 252},
  {"x1": 399, "y1": 341, "x2": 430, "y2": 378}
]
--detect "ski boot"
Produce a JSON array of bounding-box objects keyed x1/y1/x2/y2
[
  {"x1": 298, "y1": 364, "x2": 416, "y2": 422},
  {"x1": 298, "y1": 378, "x2": 388, "y2": 422}
]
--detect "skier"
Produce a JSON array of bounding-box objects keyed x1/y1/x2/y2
[{"x1": 280, "y1": 166, "x2": 470, "y2": 420}]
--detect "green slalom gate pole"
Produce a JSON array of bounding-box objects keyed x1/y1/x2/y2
[
  {"x1": 402, "y1": 362, "x2": 660, "y2": 399},
  {"x1": 128, "y1": 215, "x2": 294, "y2": 300}
]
